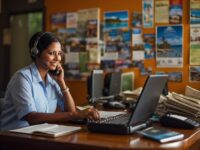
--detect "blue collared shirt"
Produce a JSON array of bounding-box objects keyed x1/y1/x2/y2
[{"x1": 0, "y1": 63, "x2": 64, "y2": 131}]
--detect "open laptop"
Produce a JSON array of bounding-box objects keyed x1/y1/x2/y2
[{"x1": 87, "y1": 74, "x2": 168, "y2": 134}]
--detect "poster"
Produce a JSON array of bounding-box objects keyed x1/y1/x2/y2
[
  {"x1": 190, "y1": 25, "x2": 200, "y2": 65},
  {"x1": 143, "y1": 0, "x2": 154, "y2": 28},
  {"x1": 155, "y1": 0, "x2": 169, "y2": 23},
  {"x1": 156, "y1": 25, "x2": 183, "y2": 67}
]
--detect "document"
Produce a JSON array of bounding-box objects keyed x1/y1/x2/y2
[
  {"x1": 10, "y1": 123, "x2": 82, "y2": 138},
  {"x1": 185, "y1": 86, "x2": 200, "y2": 100}
]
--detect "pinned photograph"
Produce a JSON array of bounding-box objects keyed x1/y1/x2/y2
[{"x1": 189, "y1": 66, "x2": 200, "y2": 82}]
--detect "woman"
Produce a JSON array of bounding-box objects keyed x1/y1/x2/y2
[{"x1": 0, "y1": 32, "x2": 100, "y2": 131}]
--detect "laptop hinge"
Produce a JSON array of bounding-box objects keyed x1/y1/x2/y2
[{"x1": 129, "y1": 120, "x2": 152, "y2": 134}]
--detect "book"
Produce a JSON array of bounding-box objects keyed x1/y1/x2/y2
[
  {"x1": 137, "y1": 126, "x2": 184, "y2": 143},
  {"x1": 10, "y1": 123, "x2": 82, "y2": 138}
]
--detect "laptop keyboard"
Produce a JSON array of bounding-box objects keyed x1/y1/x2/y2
[{"x1": 90, "y1": 113, "x2": 131, "y2": 125}]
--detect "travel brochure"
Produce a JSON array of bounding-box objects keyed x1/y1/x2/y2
[
  {"x1": 155, "y1": 0, "x2": 169, "y2": 23},
  {"x1": 190, "y1": 25, "x2": 200, "y2": 65},
  {"x1": 190, "y1": 0, "x2": 200, "y2": 24}
]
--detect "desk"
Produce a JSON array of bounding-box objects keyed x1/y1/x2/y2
[{"x1": 0, "y1": 126, "x2": 200, "y2": 150}]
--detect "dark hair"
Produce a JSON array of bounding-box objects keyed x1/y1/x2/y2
[{"x1": 29, "y1": 32, "x2": 61, "y2": 61}]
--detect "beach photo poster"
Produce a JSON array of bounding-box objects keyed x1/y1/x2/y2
[
  {"x1": 104, "y1": 10, "x2": 129, "y2": 30},
  {"x1": 156, "y1": 25, "x2": 183, "y2": 67}
]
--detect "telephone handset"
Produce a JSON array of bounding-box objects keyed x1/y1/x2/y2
[
  {"x1": 48, "y1": 69, "x2": 61, "y2": 76},
  {"x1": 160, "y1": 114, "x2": 200, "y2": 129}
]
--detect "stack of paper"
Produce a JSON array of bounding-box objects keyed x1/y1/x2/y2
[{"x1": 163, "y1": 86, "x2": 200, "y2": 118}]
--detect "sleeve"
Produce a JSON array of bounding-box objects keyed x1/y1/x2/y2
[{"x1": 10, "y1": 73, "x2": 37, "y2": 120}]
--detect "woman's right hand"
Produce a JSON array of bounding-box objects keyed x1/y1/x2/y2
[{"x1": 76, "y1": 108, "x2": 100, "y2": 121}]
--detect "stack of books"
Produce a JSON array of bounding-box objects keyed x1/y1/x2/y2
[{"x1": 163, "y1": 86, "x2": 200, "y2": 118}]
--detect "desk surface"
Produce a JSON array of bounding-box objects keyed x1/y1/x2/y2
[{"x1": 0, "y1": 125, "x2": 200, "y2": 150}]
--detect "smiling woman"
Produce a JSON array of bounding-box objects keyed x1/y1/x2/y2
[{"x1": 0, "y1": 32, "x2": 100, "y2": 131}]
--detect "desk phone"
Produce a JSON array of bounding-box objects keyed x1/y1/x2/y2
[{"x1": 160, "y1": 114, "x2": 200, "y2": 129}]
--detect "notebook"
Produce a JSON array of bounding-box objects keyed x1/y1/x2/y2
[{"x1": 87, "y1": 74, "x2": 168, "y2": 134}]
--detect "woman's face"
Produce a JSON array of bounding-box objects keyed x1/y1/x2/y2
[{"x1": 37, "y1": 41, "x2": 63, "y2": 71}]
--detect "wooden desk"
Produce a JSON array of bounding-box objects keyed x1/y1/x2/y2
[{"x1": 0, "y1": 126, "x2": 200, "y2": 150}]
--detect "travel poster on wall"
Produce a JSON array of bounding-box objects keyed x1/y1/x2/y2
[
  {"x1": 156, "y1": 25, "x2": 183, "y2": 68},
  {"x1": 190, "y1": 0, "x2": 200, "y2": 24},
  {"x1": 169, "y1": 0, "x2": 183, "y2": 24},
  {"x1": 51, "y1": 13, "x2": 67, "y2": 31},
  {"x1": 189, "y1": 66, "x2": 200, "y2": 82},
  {"x1": 142, "y1": 0, "x2": 154, "y2": 28},
  {"x1": 155, "y1": 0, "x2": 169, "y2": 24},
  {"x1": 132, "y1": 28, "x2": 144, "y2": 50},
  {"x1": 132, "y1": 12, "x2": 142, "y2": 27},
  {"x1": 103, "y1": 29, "x2": 131, "y2": 60},
  {"x1": 104, "y1": 11, "x2": 129, "y2": 30},
  {"x1": 190, "y1": 25, "x2": 200, "y2": 65},
  {"x1": 143, "y1": 34, "x2": 155, "y2": 59},
  {"x1": 168, "y1": 72, "x2": 182, "y2": 82},
  {"x1": 67, "y1": 12, "x2": 78, "y2": 29},
  {"x1": 77, "y1": 8, "x2": 100, "y2": 51}
]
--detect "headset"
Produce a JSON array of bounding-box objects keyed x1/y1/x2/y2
[{"x1": 30, "y1": 32, "x2": 47, "y2": 57}]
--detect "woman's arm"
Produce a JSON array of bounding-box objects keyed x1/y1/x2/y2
[
  {"x1": 52, "y1": 64, "x2": 76, "y2": 112},
  {"x1": 24, "y1": 108, "x2": 100, "y2": 125},
  {"x1": 57, "y1": 79, "x2": 76, "y2": 112}
]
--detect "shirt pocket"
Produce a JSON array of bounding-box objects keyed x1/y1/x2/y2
[{"x1": 48, "y1": 98, "x2": 57, "y2": 113}]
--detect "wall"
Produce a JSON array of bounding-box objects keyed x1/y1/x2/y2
[
  {"x1": 44, "y1": 0, "x2": 200, "y2": 103},
  {"x1": 0, "y1": 0, "x2": 45, "y2": 91}
]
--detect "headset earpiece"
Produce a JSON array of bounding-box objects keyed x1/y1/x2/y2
[
  {"x1": 30, "y1": 32, "x2": 46, "y2": 58},
  {"x1": 30, "y1": 40, "x2": 39, "y2": 57}
]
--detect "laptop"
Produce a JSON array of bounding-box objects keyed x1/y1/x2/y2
[{"x1": 87, "y1": 74, "x2": 168, "y2": 134}]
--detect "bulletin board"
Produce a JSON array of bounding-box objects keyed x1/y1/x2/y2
[{"x1": 44, "y1": 0, "x2": 200, "y2": 95}]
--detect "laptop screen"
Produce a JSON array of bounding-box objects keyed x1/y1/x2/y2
[{"x1": 128, "y1": 74, "x2": 168, "y2": 126}]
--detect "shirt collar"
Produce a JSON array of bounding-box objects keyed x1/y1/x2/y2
[{"x1": 30, "y1": 63, "x2": 54, "y2": 85}]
